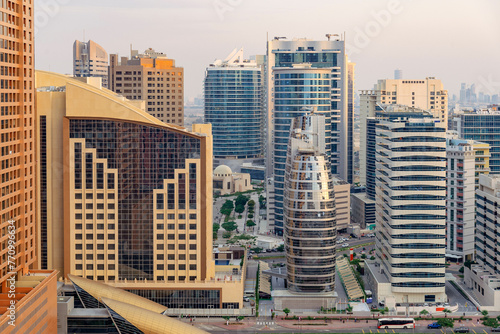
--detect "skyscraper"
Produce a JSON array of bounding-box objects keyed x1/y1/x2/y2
[
  {"x1": 266, "y1": 37, "x2": 352, "y2": 234},
  {"x1": 73, "y1": 40, "x2": 109, "y2": 88},
  {"x1": 373, "y1": 116, "x2": 447, "y2": 304},
  {"x1": 284, "y1": 113, "x2": 336, "y2": 293},
  {"x1": 360, "y1": 78, "x2": 448, "y2": 186},
  {"x1": 204, "y1": 48, "x2": 264, "y2": 169},
  {"x1": 36, "y1": 72, "x2": 244, "y2": 312},
  {"x1": 0, "y1": 2, "x2": 58, "y2": 333},
  {"x1": 394, "y1": 69, "x2": 403, "y2": 80},
  {"x1": 108, "y1": 48, "x2": 184, "y2": 126}
]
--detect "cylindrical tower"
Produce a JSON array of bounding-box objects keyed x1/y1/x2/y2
[{"x1": 284, "y1": 115, "x2": 336, "y2": 293}]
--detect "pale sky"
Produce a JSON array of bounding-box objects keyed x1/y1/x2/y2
[{"x1": 35, "y1": 0, "x2": 500, "y2": 100}]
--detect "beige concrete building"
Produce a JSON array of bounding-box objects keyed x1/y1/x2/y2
[
  {"x1": 109, "y1": 48, "x2": 184, "y2": 125},
  {"x1": 372, "y1": 117, "x2": 447, "y2": 304},
  {"x1": 36, "y1": 72, "x2": 246, "y2": 313},
  {"x1": 73, "y1": 40, "x2": 109, "y2": 88},
  {"x1": 333, "y1": 178, "x2": 350, "y2": 232},
  {"x1": 213, "y1": 165, "x2": 252, "y2": 196},
  {"x1": 0, "y1": 2, "x2": 58, "y2": 333},
  {"x1": 360, "y1": 78, "x2": 448, "y2": 186}
]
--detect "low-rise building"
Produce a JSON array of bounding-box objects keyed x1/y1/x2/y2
[{"x1": 213, "y1": 165, "x2": 252, "y2": 195}]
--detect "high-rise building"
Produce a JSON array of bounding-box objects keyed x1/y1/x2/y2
[
  {"x1": 284, "y1": 113, "x2": 336, "y2": 293},
  {"x1": 455, "y1": 109, "x2": 500, "y2": 174},
  {"x1": 266, "y1": 37, "x2": 352, "y2": 234},
  {"x1": 475, "y1": 174, "x2": 500, "y2": 273},
  {"x1": 73, "y1": 40, "x2": 109, "y2": 88},
  {"x1": 36, "y1": 72, "x2": 244, "y2": 313},
  {"x1": 446, "y1": 139, "x2": 476, "y2": 262},
  {"x1": 372, "y1": 116, "x2": 447, "y2": 304},
  {"x1": 204, "y1": 48, "x2": 264, "y2": 168},
  {"x1": 108, "y1": 48, "x2": 184, "y2": 126},
  {"x1": 359, "y1": 78, "x2": 448, "y2": 186},
  {"x1": 351, "y1": 105, "x2": 432, "y2": 232},
  {"x1": 0, "y1": 2, "x2": 58, "y2": 333}
]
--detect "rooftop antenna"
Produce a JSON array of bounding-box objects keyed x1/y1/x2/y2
[{"x1": 326, "y1": 34, "x2": 339, "y2": 41}]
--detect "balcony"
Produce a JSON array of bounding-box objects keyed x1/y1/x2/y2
[{"x1": 457, "y1": 163, "x2": 464, "y2": 167}]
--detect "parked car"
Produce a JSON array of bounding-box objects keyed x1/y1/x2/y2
[
  {"x1": 427, "y1": 322, "x2": 442, "y2": 329},
  {"x1": 342, "y1": 243, "x2": 349, "y2": 247},
  {"x1": 243, "y1": 296, "x2": 250, "y2": 302},
  {"x1": 491, "y1": 327, "x2": 500, "y2": 332},
  {"x1": 455, "y1": 327, "x2": 470, "y2": 333}
]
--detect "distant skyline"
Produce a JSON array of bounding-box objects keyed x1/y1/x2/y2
[{"x1": 35, "y1": 0, "x2": 500, "y2": 101}]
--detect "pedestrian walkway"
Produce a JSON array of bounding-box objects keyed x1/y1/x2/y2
[{"x1": 337, "y1": 256, "x2": 365, "y2": 300}]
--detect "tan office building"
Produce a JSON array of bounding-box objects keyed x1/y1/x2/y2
[
  {"x1": 360, "y1": 77, "x2": 448, "y2": 185},
  {"x1": 0, "y1": 1, "x2": 58, "y2": 333},
  {"x1": 36, "y1": 72, "x2": 245, "y2": 313},
  {"x1": 73, "y1": 40, "x2": 109, "y2": 88},
  {"x1": 109, "y1": 48, "x2": 184, "y2": 125}
]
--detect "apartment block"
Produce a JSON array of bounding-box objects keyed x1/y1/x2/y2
[
  {"x1": 360, "y1": 78, "x2": 448, "y2": 186},
  {"x1": 109, "y1": 48, "x2": 184, "y2": 125},
  {"x1": 446, "y1": 139, "x2": 475, "y2": 262},
  {"x1": 371, "y1": 117, "x2": 447, "y2": 304},
  {"x1": 0, "y1": 1, "x2": 58, "y2": 333},
  {"x1": 73, "y1": 40, "x2": 108, "y2": 88}
]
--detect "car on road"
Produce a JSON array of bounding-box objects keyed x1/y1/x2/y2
[
  {"x1": 243, "y1": 296, "x2": 250, "y2": 302},
  {"x1": 492, "y1": 327, "x2": 500, "y2": 332},
  {"x1": 427, "y1": 322, "x2": 442, "y2": 329},
  {"x1": 455, "y1": 327, "x2": 470, "y2": 333},
  {"x1": 342, "y1": 243, "x2": 349, "y2": 247}
]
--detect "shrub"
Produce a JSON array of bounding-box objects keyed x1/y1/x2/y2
[
  {"x1": 437, "y1": 318, "x2": 454, "y2": 328},
  {"x1": 223, "y1": 231, "x2": 231, "y2": 239},
  {"x1": 248, "y1": 213, "x2": 254, "y2": 219},
  {"x1": 246, "y1": 220, "x2": 256, "y2": 227}
]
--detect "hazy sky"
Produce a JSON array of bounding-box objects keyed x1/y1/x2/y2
[{"x1": 35, "y1": 0, "x2": 500, "y2": 101}]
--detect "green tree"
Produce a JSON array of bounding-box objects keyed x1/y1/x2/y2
[
  {"x1": 420, "y1": 309, "x2": 429, "y2": 316},
  {"x1": 482, "y1": 310, "x2": 490, "y2": 318},
  {"x1": 223, "y1": 231, "x2": 231, "y2": 238},
  {"x1": 213, "y1": 223, "x2": 220, "y2": 232},
  {"x1": 443, "y1": 309, "x2": 452, "y2": 314},
  {"x1": 283, "y1": 308, "x2": 290, "y2": 317},
  {"x1": 248, "y1": 213, "x2": 254, "y2": 219},
  {"x1": 246, "y1": 220, "x2": 256, "y2": 227},
  {"x1": 370, "y1": 256, "x2": 376, "y2": 260},
  {"x1": 248, "y1": 199, "x2": 255, "y2": 207},
  {"x1": 237, "y1": 316, "x2": 245, "y2": 321},
  {"x1": 361, "y1": 254, "x2": 367, "y2": 259},
  {"x1": 235, "y1": 194, "x2": 249, "y2": 207},
  {"x1": 235, "y1": 204, "x2": 245, "y2": 214},
  {"x1": 437, "y1": 318, "x2": 454, "y2": 328},
  {"x1": 483, "y1": 318, "x2": 499, "y2": 328},
  {"x1": 277, "y1": 244, "x2": 285, "y2": 252},
  {"x1": 222, "y1": 221, "x2": 238, "y2": 232},
  {"x1": 220, "y1": 200, "x2": 234, "y2": 216}
]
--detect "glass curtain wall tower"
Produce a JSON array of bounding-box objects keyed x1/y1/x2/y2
[
  {"x1": 204, "y1": 48, "x2": 264, "y2": 166},
  {"x1": 266, "y1": 37, "x2": 352, "y2": 234}
]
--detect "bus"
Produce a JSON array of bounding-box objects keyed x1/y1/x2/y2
[{"x1": 377, "y1": 318, "x2": 415, "y2": 329}]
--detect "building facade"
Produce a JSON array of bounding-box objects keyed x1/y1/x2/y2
[
  {"x1": 446, "y1": 139, "x2": 476, "y2": 262},
  {"x1": 360, "y1": 78, "x2": 448, "y2": 186},
  {"x1": 108, "y1": 48, "x2": 184, "y2": 125},
  {"x1": 36, "y1": 72, "x2": 245, "y2": 312},
  {"x1": 455, "y1": 110, "x2": 500, "y2": 174},
  {"x1": 73, "y1": 40, "x2": 109, "y2": 88},
  {"x1": 0, "y1": 2, "x2": 58, "y2": 333},
  {"x1": 374, "y1": 117, "x2": 447, "y2": 303},
  {"x1": 284, "y1": 114, "x2": 336, "y2": 293},
  {"x1": 204, "y1": 48, "x2": 264, "y2": 165},
  {"x1": 266, "y1": 37, "x2": 352, "y2": 234},
  {"x1": 476, "y1": 174, "x2": 500, "y2": 273}
]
